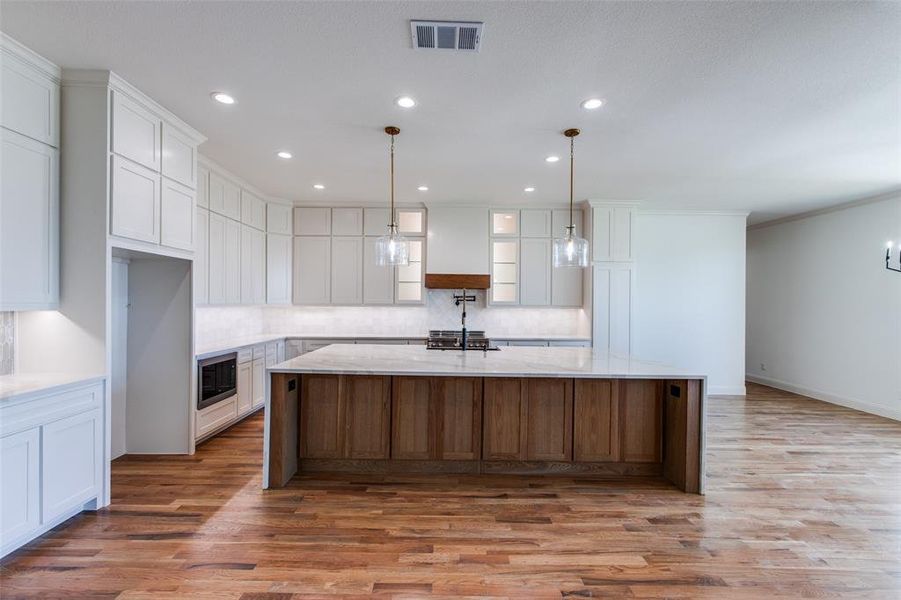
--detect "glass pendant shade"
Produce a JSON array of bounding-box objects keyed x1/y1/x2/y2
[
  {"x1": 553, "y1": 226, "x2": 589, "y2": 268},
  {"x1": 375, "y1": 224, "x2": 409, "y2": 266}
]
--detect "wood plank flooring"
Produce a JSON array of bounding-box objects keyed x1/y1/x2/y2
[{"x1": 2, "y1": 382, "x2": 899, "y2": 599}]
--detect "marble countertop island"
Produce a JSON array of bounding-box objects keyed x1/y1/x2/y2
[{"x1": 269, "y1": 343, "x2": 703, "y2": 380}]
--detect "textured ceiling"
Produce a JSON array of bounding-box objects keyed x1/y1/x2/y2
[{"x1": 2, "y1": 1, "x2": 899, "y2": 224}]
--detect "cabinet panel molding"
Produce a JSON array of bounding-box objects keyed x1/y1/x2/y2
[
  {"x1": 112, "y1": 90, "x2": 161, "y2": 171},
  {"x1": 160, "y1": 178, "x2": 195, "y2": 251},
  {"x1": 620, "y1": 379, "x2": 663, "y2": 463},
  {"x1": 524, "y1": 378, "x2": 573, "y2": 461},
  {"x1": 574, "y1": 379, "x2": 620, "y2": 461},
  {"x1": 482, "y1": 378, "x2": 526, "y2": 460},
  {"x1": 111, "y1": 155, "x2": 161, "y2": 244},
  {"x1": 41, "y1": 409, "x2": 102, "y2": 523}
]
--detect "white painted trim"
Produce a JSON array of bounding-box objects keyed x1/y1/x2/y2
[
  {"x1": 586, "y1": 199, "x2": 639, "y2": 209},
  {"x1": 638, "y1": 209, "x2": 750, "y2": 218},
  {"x1": 748, "y1": 188, "x2": 901, "y2": 230},
  {"x1": 0, "y1": 33, "x2": 61, "y2": 80},
  {"x1": 706, "y1": 385, "x2": 747, "y2": 396},
  {"x1": 746, "y1": 374, "x2": 901, "y2": 421}
]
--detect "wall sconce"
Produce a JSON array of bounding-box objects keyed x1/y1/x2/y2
[{"x1": 887, "y1": 242, "x2": 901, "y2": 273}]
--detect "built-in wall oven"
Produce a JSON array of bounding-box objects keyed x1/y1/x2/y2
[{"x1": 198, "y1": 352, "x2": 237, "y2": 410}]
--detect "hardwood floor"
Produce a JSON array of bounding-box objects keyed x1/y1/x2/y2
[{"x1": 2, "y1": 383, "x2": 899, "y2": 599}]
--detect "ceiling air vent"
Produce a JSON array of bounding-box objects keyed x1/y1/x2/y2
[{"x1": 411, "y1": 20, "x2": 483, "y2": 52}]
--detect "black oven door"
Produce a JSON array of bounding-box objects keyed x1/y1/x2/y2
[{"x1": 198, "y1": 353, "x2": 237, "y2": 410}]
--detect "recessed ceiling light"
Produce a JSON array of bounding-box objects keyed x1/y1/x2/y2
[
  {"x1": 395, "y1": 96, "x2": 416, "y2": 108},
  {"x1": 313, "y1": 184, "x2": 325, "y2": 190},
  {"x1": 524, "y1": 187, "x2": 535, "y2": 192},
  {"x1": 545, "y1": 155, "x2": 560, "y2": 163},
  {"x1": 276, "y1": 151, "x2": 292, "y2": 159},
  {"x1": 417, "y1": 186, "x2": 429, "y2": 191},
  {"x1": 581, "y1": 98, "x2": 604, "y2": 110},
  {"x1": 211, "y1": 92, "x2": 235, "y2": 105}
]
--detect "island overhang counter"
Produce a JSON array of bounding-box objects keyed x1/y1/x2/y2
[{"x1": 264, "y1": 344, "x2": 706, "y2": 494}]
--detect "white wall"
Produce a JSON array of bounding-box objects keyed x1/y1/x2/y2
[
  {"x1": 632, "y1": 212, "x2": 748, "y2": 395},
  {"x1": 746, "y1": 196, "x2": 901, "y2": 420}
]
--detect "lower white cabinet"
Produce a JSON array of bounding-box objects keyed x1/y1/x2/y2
[
  {"x1": 160, "y1": 178, "x2": 195, "y2": 251},
  {"x1": 111, "y1": 155, "x2": 161, "y2": 244},
  {"x1": 266, "y1": 233, "x2": 292, "y2": 304},
  {"x1": 1, "y1": 428, "x2": 40, "y2": 550},
  {"x1": 331, "y1": 237, "x2": 363, "y2": 305},
  {"x1": 195, "y1": 396, "x2": 238, "y2": 439},
  {"x1": 0, "y1": 128, "x2": 59, "y2": 310},
  {"x1": 252, "y1": 358, "x2": 265, "y2": 409},
  {"x1": 0, "y1": 378, "x2": 107, "y2": 558},
  {"x1": 293, "y1": 236, "x2": 330, "y2": 304},
  {"x1": 194, "y1": 207, "x2": 209, "y2": 304},
  {"x1": 41, "y1": 409, "x2": 102, "y2": 523},
  {"x1": 237, "y1": 361, "x2": 252, "y2": 415}
]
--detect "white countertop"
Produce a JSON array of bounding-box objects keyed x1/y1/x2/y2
[
  {"x1": 269, "y1": 344, "x2": 703, "y2": 379},
  {"x1": 0, "y1": 373, "x2": 106, "y2": 402},
  {"x1": 195, "y1": 333, "x2": 591, "y2": 360}
]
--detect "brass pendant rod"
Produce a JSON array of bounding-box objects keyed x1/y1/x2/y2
[
  {"x1": 569, "y1": 134, "x2": 574, "y2": 230},
  {"x1": 385, "y1": 126, "x2": 400, "y2": 229}
]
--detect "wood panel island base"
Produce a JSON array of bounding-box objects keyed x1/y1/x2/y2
[{"x1": 264, "y1": 345, "x2": 706, "y2": 493}]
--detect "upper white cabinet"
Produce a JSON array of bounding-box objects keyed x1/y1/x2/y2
[
  {"x1": 207, "y1": 211, "x2": 227, "y2": 304},
  {"x1": 209, "y1": 171, "x2": 241, "y2": 221},
  {"x1": 592, "y1": 205, "x2": 633, "y2": 262},
  {"x1": 241, "y1": 190, "x2": 266, "y2": 231},
  {"x1": 267, "y1": 203, "x2": 292, "y2": 235},
  {"x1": 294, "y1": 207, "x2": 331, "y2": 235},
  {"x1": 293, "y1": 236, "x2": 331, "y2": 304},
  {"x1": 521, "y1": 209, "x2": 552, "y2": 238},
  {"x1": 332, "y1": 208, "x2": 363, "y2": 236},
  {"x1": 160, "y1": 178, "x2": 194, "y2": 251},
  {"x1": 111, "y1": 155, "x2": 160, "y2": 244},
  {"x1": 161, "y1": 124, "x2": 197, "y2": 188},
  {"x1": 491, "y1": 240, "x2": 518, "y2": 304},
  {"x1": 363, "y1": 208, "x2": 389, "y2": 236},
  {"x1": 397, "y1": 208, "x2": 425, "y2": 235},
  {"x1": 363, "y1": 237, "x2": 394, "y2": 304},
  {"x1": 0, "y1": 37, "x2": 60, "y2": 311},
  {"x1": 241, "y1": 225, "x2": 266, "y2": 304},
  {"x1": 396, "y1": 238, "x2": 424, "y2": 303},
  {"x1": 224, "y1": 217, "x2": 242, "y2": 304},
  {"x1": 426, "y1": 206, "x2": 489, "y2": 275},
  {"x1": 0, "y1": 129, "x2": 59, "y2": 310},
  {"x1": 195, "y1": 207, "x2": 209, "y2": 304},
  {"x1": 196, "y1": 164, "x2": 210, "y2": 208},
  {"x1": 331, "y1": 237, "x2": 363, "y2": 304},
  {"x1": 111, "y1": 91, "x2": 161, "y2": 171},
  {"x1": 266, "y1": 233, "x2": 292, "y2": 304},
  {"x1": 1, "y1": 38, "x2": 59, "y2": 147},
  {"x1": 520, "y1": 238, "x2": 551, "y2": 305},
  {"x1": 491, "y1": 210, "x2": 519, "y2": 236}
]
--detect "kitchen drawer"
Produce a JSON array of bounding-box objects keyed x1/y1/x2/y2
[
  {"x1": 252, "y1": 345, "x2": 266, "y2": 360},
  {"x1": 196, "y1": 396, "x2": 238, "y2": 439},
  {"x1": 237, "y1": 348, "x2": 253, "y2": 364}
]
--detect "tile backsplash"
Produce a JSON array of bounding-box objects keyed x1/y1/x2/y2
[
  {"x1": 0, "y1": 312, "x2": 15, "y2": 375},
  {"x1": 195, "y1": 293, "x2": 590, "y2": 348}
]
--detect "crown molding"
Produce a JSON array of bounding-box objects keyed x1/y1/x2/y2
[
  {"x1": 198, "y1": 154, "x2": 271, "y2": 200},
  {"x1": 747, "y1": 188, "x2": 901, "y2": 231},
  {"x1": 0, "y1": 33, "x2": 60, "y2": 81},
  {"x1": 638, "y1": 208, "x2": 750, "y2": 218}
]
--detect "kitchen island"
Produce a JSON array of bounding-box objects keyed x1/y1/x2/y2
[{"x1": 264, "y1": 345, "x2": 706, "y2": 493}]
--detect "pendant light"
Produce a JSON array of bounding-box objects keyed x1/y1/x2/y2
[
  {"x1": 375, "y1": 126, "x2": 409, "y2": 266},
  {"x1": 552, "y1": 128, "x2": 590, "y2": 268}
]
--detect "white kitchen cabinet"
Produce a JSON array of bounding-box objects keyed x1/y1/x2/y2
[
  {"x1": 0, "y1": 129, "x2": 59, "y2": 310},
  {"x1": 396, "y1": 208, "x2": 425, "y2": 235},
  {"x1": 521, "y1": 209, "x2": 552, "y2": 238},
  {"x1": 252, "y1": 358, "x2": 265, "y2": 409},
  {"x1": 363, "y1": 208, "x2": 390, "y2": 236},
  {"x1": 267, "y1": 203, "x2": 292, "y2": 235},
  {"x1": 266, "y1": 233, "x2": 292, "y2": 304},
  {"x1": 1, "y1": 40, "x2": 59, "y2": 147},
  {"x1": 207, "y1": 211, "x2": 226, "y2": 304},
  {"x1": 209, "y1": 171, "x2": 241, "y2": 221},
  {"x1": 196, "y1": 164, "x2": 210, "y2": 208},
  {"x1": 294, "y1": 207, "x2": 331, "y2": 235},
  {"x1": 593, "y1": 264, "x2": 633, "y2": 355},
  {"x1": 363, "y1": 237, "x2": 394, "y2": 304},
  {"x1": 593, "y1": 205, "x2": 633, "y2": 262},
  {"x1": 237, "y1": 361, "x2": 252, "y2": 415},
  {"x1": 195, "y1": 396, "x2": 237, "y2": 439},
  {"x1": 194, "y1": 207, "x2": 209, "y2": 304},
  {"x1": 160, "y1": 178, "x2": 194, "y2": 251},
  {"x1": 491, "y1": 210, "x2": 519, "y2": 236},
  {"x1": 520, "y1": 238, "x2": 551, "y2": 306},
  {"x1": 161, "y1": 124, "x2": 197, "y2": 188},
  {"x1": 240, "y1": 225, "x2": 265, "y2": 304},
  {"x1": 426, "y1": 206, "x2": 489, "y2": 276},
  {"x1": 293, "y1": 236, "x2": 330, "y2": 304},
  {"x1": 225, "y1": 217, "x2": 242, "y2": 304},
  {"x1": 110, "y1": 155, "x2": 161, "y2": 244},
  {"x1": 332, "y1": 208, "x2": 363, "y2": 236},
  {"x1": 552, "y1": 262, "x2": 583, "y2": 307},
  {"x1": 395, "y1": 239, "x2": 424, "y2": 304},
  {"x1": 111, "y1": 90, "x2": 161, "y2": 171},
  {"x1": 241, "y1": 190, "x2": 266, "y2": 231},
  {"x1": 1, "y1": 428, "x2": 40, "y2": 551},
  {"x1": 490, "y1": 240, "x2": 518, "y2": 304},
  {"x1": 330, "y1": 237, "x2": 363, "y2": 304},
  {"x1": 41, "y1": 408, "x2": 102, "y2": 524}
]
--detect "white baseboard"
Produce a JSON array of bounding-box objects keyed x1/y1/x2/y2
[
  {"x1": 746, "y1": 374, "x2": 901, "y2": 421},
  {"x1": 707, "y1": 385, "x2": 747, "y2": 396}
]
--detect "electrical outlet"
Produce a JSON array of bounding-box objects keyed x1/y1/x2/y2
[{"x1": 760, "y1": 363, "x2": 766, "y2": 372}]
